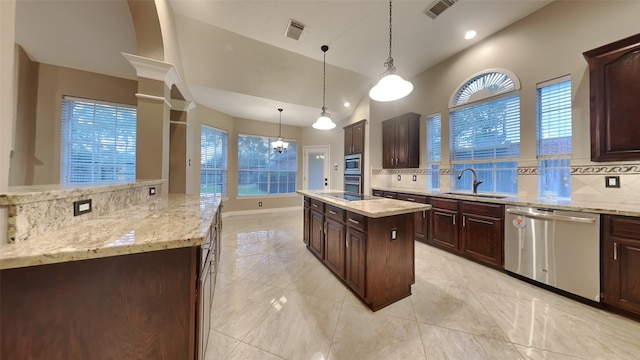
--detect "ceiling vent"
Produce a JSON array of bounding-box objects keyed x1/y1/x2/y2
[
  {"x1": 284, "y1": 20, "x2": 305, "y2": 40},
  {"x1": 424, "y1": 0, "x2": 458, "y2": 19}
]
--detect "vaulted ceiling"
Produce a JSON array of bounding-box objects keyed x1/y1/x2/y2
[{"x1": 15, "y1": 0, "x2": 554, "y2": 126}]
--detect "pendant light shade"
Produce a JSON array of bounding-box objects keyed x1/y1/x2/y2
[
  {"x1": 369, "y1": 0, "x2": 413, "y2": 102},
  {"x1": 312, "y1": 45, "x2": 336, "y2": 130},
  {"x1": 272, "y1": 108, "x2": 289, "y2": 153}
]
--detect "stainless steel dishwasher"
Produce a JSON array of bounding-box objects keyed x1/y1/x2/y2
[{"x1": 504, "y1": 206, "x2": 600, "y2": 302}]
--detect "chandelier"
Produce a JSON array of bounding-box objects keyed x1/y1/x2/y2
[{"x1": 272, "y1": 108, "x2": 289, "y2": 153}]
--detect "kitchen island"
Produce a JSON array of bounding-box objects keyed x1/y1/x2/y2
[
  {"x1": 0, "y1": 192, "x2": 221, "y2": 360},
  {"x1": 298, "y1": 190, "x2": 431, "y2": 311}
]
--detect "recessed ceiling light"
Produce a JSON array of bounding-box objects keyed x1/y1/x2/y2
[
  {"x1": 344, "y1": 102, "x2": 350, "y2": 108},
  {"x1": 465, "y1": 30, "x2": 477, "y2": 40}
]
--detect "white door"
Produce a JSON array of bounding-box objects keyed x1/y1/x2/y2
[{"x1": 303, "y1": 146, "x2": 330, "y2": 190}]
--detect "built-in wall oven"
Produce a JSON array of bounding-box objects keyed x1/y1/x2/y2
[
  {"x1": 344, "y1": 175, "x2": 361, "y2": 194},
  {"x1": 344, "y1": 154, "x2": 362, "y2": 175}
]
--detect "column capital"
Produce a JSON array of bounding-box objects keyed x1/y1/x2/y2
[{"x1": 122, "y1": 52, "x2": 182, "y2": 88}]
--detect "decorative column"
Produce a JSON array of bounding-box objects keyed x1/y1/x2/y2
[{"x1": 122, "y1": 53, "x2": 181, "y2": 185}]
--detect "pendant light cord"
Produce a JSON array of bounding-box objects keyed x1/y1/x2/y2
[
  {"x1": 278, "y1": 108, "x2": 283, "y2": 137},
  {"x1": 388, "y1": 0, "x2": 393, "y2": 61},
  {"x1": 322, "y1": 46, "x2": 328, "y2": 111},
  {"x1": 382, "y1": 0, "x2": 396, "y2": 76}
]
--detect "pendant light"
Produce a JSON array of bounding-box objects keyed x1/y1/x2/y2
[
  {"x1": 312, "y1": 45, "x2": 336, "y2": 130},
  {"x1": 272, "y1": 108, "x2": 289, "y2": 153},
  {"x1": 369, "y1": 0, "x2": 414, "y2": 102}
]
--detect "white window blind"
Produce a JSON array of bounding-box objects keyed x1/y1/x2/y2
[
  {"x1": 537, "y1": 78, "x2": 572, "y2": 199},
  {"x1": 60, "y1": 97, "x2": 136, "y2": 183},
  {"x1": 426, "y1": 114, "x2": 441, "y2": 191},
  {"x1": 237, "y1": 134, "x2": 298, "y2": 196},
  {"x1": 201, "y1": 125, "x2": 228, "y2": 196}
]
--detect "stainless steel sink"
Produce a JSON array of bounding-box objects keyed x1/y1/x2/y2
[{"x1": 443, "y1": 192, "x2": 509, "y2": 199}]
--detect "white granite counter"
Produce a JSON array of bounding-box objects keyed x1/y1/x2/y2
[
  {"x1": 0, "y1": 194, "x2": 221, "y2": 270},
  {"x1": 297, "y1": 190, "x2": 431, "y2": 218},
  {"x1": 372, "y1": 187, "x2": 640, "y2": 217}
]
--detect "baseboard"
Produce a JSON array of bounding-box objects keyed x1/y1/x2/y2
[{"x1": 222, "y1": 206, "x2": 302, "y2": 218}]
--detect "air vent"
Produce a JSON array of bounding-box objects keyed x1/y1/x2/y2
[
  {"x1": 285, "y1": 20, "x2": 305, "y2": 40},
  {"x1": 424, "y1": 0, "x2": 458, "y2": 19}
]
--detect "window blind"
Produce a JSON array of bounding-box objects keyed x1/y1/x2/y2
[
  {"x1": 237, "y1": 134, "x2": 298, "y2": 196},
  {"x1": 450, "y1": 93, "x2": 520, "y2": 162},
  {"x1": 60, "y1": 97, "x2": 136, "y2": 183},
  {"x1": 426, "y1": 114, "x2": 441, "y2": 191},
  {"x1": 537, "y1": 79, "x2": 572, "y2": 157},
  {"x1": 201, "y1": 125, "x2": 228, "y2": 195}
]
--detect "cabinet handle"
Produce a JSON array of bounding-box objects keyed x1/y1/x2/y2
[
  {"x1": 407, "y1": 197, "x2": 415, "y2": 202},
  {"x1": 614, "y1": 242, "x2": 618, "y2": 260},
  {"x1": 348, "y1": 218, "x2": 359, "y2": 225},
  {"x1": 346, "y1": 238, "x2": 349, "y2": 248},
  {"x1": 452, "y1": 214, "x2": 456, "y2": 225},
  {"x1": 329, "y1": 210, "x2": 337, "y2": 215},
  {"x1": 312, "y1": 203, "x2": 318, "y2": 208},
  {"x1": 463, "y1": 216, "x2": 466, "y2": 227},
  {"x1": 422, "y1": 210, "x2": 426, "y2": 218}
]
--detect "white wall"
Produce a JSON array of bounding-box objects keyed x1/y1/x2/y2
[{"x1": 1, "y1": 0, "x2": 16, "y2": 244}]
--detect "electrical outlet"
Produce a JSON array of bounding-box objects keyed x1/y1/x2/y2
[
  {"x1": 258, "y1": 201, "x2": 263, "y2": 207},
  {"x1": 148, "y1": 186, "x2": 156, "y2": 196},
  {"x1": 73, "y1": 199, "x2": 92, "y2": 216},
  {"x1": 412, "y1": 175, "x2": 417, "y2": 181},
  {"x1": 605, "y1": 176, "x2": 620, "y2": 188},
  {"x1": 390, "y1": 227, "x2": 398, "y2": 241},
  {"x1": 397, "y1": 175, "x2": 401, "y2": 181}
]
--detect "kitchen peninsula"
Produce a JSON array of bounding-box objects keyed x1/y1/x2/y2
[
  {"x1": 0, "y1": 182, "x2": 221, "y2": 360},
  {"x1": 298, "y1": 190, "x2": 431, "y2": 311}
]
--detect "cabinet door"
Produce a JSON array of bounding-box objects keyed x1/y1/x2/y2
[
  {"x1": 430, "y1": 208, "x2": 459, "y2": 252},
  {"x1": 310, "y1": 210, "x2": 325, "y2": 259},
  {"x1": 344, "y1": 126, "x2": 354, "y2": 155},
  {"x1": 325, "y1": 218, "x2": 346, "y2": 277},
  {"x1": 414, "y1": 210, "x2": 429, "y2": 243},
  {"x1": 303, "y1": 206, "x2": 310, "y2": 246},
  {"x1": 395, "y1": 116, "x2": 411, "y2": 168},
  {"x1": 603, "y1": 216, "x2": 640, "y2": 315},
  {"x1": 461, "y1": 213, "x2": 503, "y2": 269},
  {"x1": 346, "y1": 228, "x2": 367, "y2": 297},
  {"x1": 352, "y1": 122, "x2": 365, "y2": 154},
  {"x1": 382, "y1": 120, "x2": 396, "y2": 168},
  {"x1": 584, "y1": 34, "x2": 640, "y2": 162}
]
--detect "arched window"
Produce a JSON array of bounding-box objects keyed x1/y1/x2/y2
[{"x1": 449, "y1": 69, "x2": 520, "y2": 194}]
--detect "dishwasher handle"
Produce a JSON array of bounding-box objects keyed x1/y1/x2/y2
[{"x1": 506, "y1": 208, "x2": 596, "y2": 224}]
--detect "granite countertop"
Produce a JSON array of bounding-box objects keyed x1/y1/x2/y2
[
  {"x1": 0, "y1": 194, "x2": 221, "y2": 270},
  {"x1": 297, "y1": 190, "x2": 431, "y2": 218},
  {"x1": 0, "y1": 179, "x2": 165, "y2": 206},
  {"x1": 372, "y1": 187, "x2": 640, "y2": 217}
]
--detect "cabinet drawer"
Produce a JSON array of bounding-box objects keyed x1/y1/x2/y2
[
  {"x1": 460, "y1": 201, "x2": 503, "y2": 218},
  {"x1": 606, "y1": 215, "x2": 640, "y2": 240},
  {"x1": 372, "y1": 189, "x2": 384, "y2": 197},
  {"x1": 326, "y1": 204, "x2": 345, "y2": 222},
  {"x1": 430, "y1": 197, "x2": 459, "y2": 211},
  {"x1": 383, "y1": 191, "x2": 397, "y2": 199},
  {"x1": 397, "y1": 193, "x2": 428, "y2": 203},
  {"x1": 346, "y1": 212, "x2": 367, "y2": 232},
  {"x1": 310, "y1": 199, "x2": 324, "y2": 212}
]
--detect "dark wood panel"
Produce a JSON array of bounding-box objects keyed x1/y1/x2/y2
[
  {"x1": 310, "y1": 198, "x2": 324, "y2": 212},
  {"x1": 303, "y1": 205, "x2": 310, "y2": 246},
  {"x1": 310, "y1": 210, "x2": 325, "y2": 260},
  {"x1": 344, "y1": 125, "x2": 354, "y2": 154},
  {"x1": 325, "y1": 218, "x2": 346, "y2": 277},
  {"x1": 383, "y1": 191, "x2": 397, "y2": 199},
  {"x1": 430, "y1": 197, "x2": 459, "y2": 211},
  {"x1": 382, "y1": 120, "x2": 396, "y2": 168},
  {"x1": 372, "y1": 189, "x2": 384, "y2": 197},
  {"x1": 326, "y1": 204, "x2": 345, "y2": 222},
  {"x1": 460, "y1": 201, "x2": 503, "y2": 218},
  {"x1": 346, "y1": 211, "x2": 367, "y2": 232},
  {"x1": 345, "y1": 228, "x2": 367, "y2": 298},
  {"x1": 603, "y1": 215, "x2": 640, "y2": 316},
  {"x1": 429, "y1": 208, "x2": 459, "y2": 252},
  {"x1": 352, "y1": 121, "x2": 365, "y2": 154},
  {"x1": 1, "y1": 248, "x2": 197, "y2": 360},
  {"x1": 461, "y1": 213, "x2": 504, "y2": 269}
]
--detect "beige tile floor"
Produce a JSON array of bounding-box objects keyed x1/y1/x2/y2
[{"x1": 206, "y1": 209, "x2": 640, "y2": 360}]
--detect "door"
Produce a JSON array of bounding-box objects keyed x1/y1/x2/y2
[{"x1": 303, "y1": 146, "x2": 330, "y2": 190}]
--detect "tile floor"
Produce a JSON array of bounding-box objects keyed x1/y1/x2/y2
[{"x1": 206, "y1": 209, "x2": 640, "y2": 360}]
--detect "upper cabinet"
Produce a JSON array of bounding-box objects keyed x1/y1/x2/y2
[
  {"x1": 344, "y1": 120, "x2": 366, "y2": 155},
  {"x1": 583, "y1": 33, "x2": 640, "y2": 162},
  {"x1": 382, "y1": 112, "x2": 420, "y2": 169}
]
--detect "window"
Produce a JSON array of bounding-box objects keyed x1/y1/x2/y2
[
  {"x1": 537, "y1": 77, "x2": 572, "y2": 199},
  {"x1": 449, "y1": 70, "x2": 520, "y2": 194},
  {"x1": 201, "y1": 125, "x2": 228, "y2": 196},
  {"x1": 60, "y1": 97, "x2": 136, "y2": 183},
  {"x1": 237, "y1": 134, "x2": 298, "y2": 195},
  {"x1": 426, "y1": 113, "x2": 441, "y2": 191}
]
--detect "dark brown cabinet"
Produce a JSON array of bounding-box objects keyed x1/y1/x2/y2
[
  {"x1": 325, "y1": 205, "x2": 346, "y2": 277},
  {"x1": 460, "y1": 201, "x2": 504, "y2": 269},
  {"x1": 397, "y1": 193, "x2": 429, "y2": 243},
  {"x1": 345, "y1": 227, "x2": 367, "y2": 298},
  {"x1": 603, "y1": 215, "x2": 640, "y2": 317},
  {"x1": 344, "y1": 120, "x2": 366, "y2": 155},
  {"x1": 429, "y1": 197, "x2": 460, "y2": 252},
  {"x1": 583, "y1": 33, "x2": 640, "y2": 162},
  {"x1": 303, "y1": 198, "x2": 310, "y2": 246},
  {"x1": 382, "y1": 113, "x2": 420, "y2": 169},
  {"x1": 309, "y1": 201, "x2": 325, "y2": 260}
]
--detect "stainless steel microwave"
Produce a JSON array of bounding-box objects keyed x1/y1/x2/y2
[{"x1": 345, "y1": 154, "x2": 361, "y2": 175}]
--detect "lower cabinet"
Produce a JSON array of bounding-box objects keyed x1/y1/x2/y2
[
  {"x1": 345, "y1": 227, "x2": 367, "y2": 298},
  {"x1": 603, "y1": 215, "x2": 640, "y2": 317},
  {"x1": 310, "y1": 209, "x2": 325, "y2": 259},
  {"x1": 325, "y1": 217, "x2": 346, "y2": 277},
  {"x1": 303, "y1": 198, "x2": 310, "y2": 246},
  {"x1": 460, "y1": 201, "x2": 504, "y2": 269},
  {"x1": 397, "y1": 194, "x2": 429, "y2": 243},
  {"x1": 428, "y1": 197, "x2": 460, "y2": 252}
]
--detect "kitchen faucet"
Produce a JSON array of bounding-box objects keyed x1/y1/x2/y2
[{"x1": 457, "y1": 168, "x2": 483, "y2": 194}]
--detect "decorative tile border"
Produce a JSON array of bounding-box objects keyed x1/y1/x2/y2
[
  {"x1": 371, "y1": 169, "x2": 427, "y2": 175},
  {"x1": 571, "y1": 164, "x2": 640, "y2": 175},
  {"x1": 440, "y1": 168, "x2": 451, "y2": 175},
  {"x1": 518, "y1": 167, "x2": 538, "y2": 175}
]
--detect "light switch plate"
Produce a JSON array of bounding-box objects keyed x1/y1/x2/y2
[
  {"x1": 397, "y1": 175, "x2": 401, "y2": 181},
  {"x1": 605, "y1": 176, "x2": 620, "y2": 188},
  {"x1": 413, "y1": 175, "x2": 417, "y2": 181},
  {"x1": 73, "y1": 199, "x2": 92, "y2": 216},
  {"x1": 149, "y1": 186, "x2": 156, "y2": 195}
]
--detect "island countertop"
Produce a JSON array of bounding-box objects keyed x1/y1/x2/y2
[
  {"x1": 0, "y1": 194, "x2": 221, "y2": 270},
  {"x1": 297, "y1": 190, "x2": 431, "y2": 218}
]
